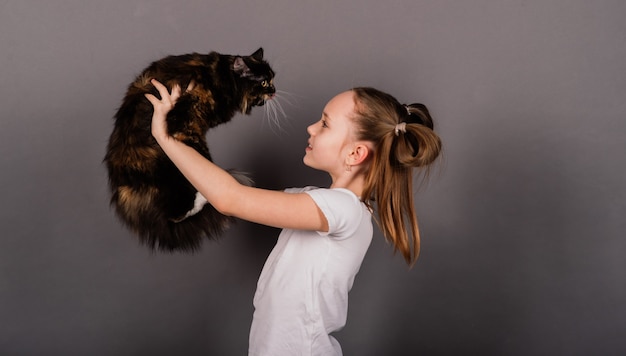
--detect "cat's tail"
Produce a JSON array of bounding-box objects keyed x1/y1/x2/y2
[{"x1": 228, "y1": 169, "x2": 254, "y2": 187}]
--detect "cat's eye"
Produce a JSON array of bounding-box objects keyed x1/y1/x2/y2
[{"x1": 261, "y1": 80, "x2": 269, "y2": 87}]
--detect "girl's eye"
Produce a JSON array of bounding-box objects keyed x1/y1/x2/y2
[{"x1": 321, "y1": 119, "x2": 328, "y2": 128}]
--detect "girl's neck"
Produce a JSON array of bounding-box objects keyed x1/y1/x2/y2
[{"x1": 330, "y1": 171, "x2": 366, "y2": 199}]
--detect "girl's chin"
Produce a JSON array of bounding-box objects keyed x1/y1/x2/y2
[{"x1": 302, "y1": 156, "x2": 315, "y2": 169}]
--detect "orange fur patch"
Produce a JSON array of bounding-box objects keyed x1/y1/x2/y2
[{"x1": 117, "y1": 186, "x2": 159, "y2": 222}]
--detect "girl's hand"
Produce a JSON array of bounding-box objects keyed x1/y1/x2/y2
[{"x1": 145, "y1": 79, "x2": 194, "y2": 141}]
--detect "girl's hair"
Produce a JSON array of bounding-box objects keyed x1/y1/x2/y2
[{"x1": 351, "y1": 87, "x2": 442, "y2": 266}]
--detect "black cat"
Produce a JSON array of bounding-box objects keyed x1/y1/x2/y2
[{"x1": 104, "y1": 48, "x2": 276, "y2": 251}]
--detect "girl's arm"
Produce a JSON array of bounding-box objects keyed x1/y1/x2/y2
[{"x1": 146, "y1": 79, "x2": 328, "y2": 232}]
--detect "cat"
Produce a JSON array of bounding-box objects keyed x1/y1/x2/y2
[{"x1": 104, "y1": 47, "x2": 276, "y2": 251}]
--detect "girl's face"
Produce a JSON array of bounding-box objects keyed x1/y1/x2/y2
[{"x1": 304, "y1": 91, "x2": 358, "y2": 178}]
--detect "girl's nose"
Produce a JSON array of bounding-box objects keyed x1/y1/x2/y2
[{"x1": 307, "y1": 123, "x2": 316, "y2": 135}]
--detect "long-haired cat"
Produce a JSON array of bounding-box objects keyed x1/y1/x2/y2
[{"x1": 104, "y1": 47, "x2": 276, "y2": 251}]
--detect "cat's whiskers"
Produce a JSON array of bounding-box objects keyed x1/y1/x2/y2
[
  {"x1": 263, "y1": 92, "x2": 290, "y2": 134},
  {"x1": 274, "y1": 89, "x2": 298, "y2": 107}
]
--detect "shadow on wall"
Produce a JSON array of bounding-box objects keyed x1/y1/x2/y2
[{"x1": 385, "y1": 111, "x2": 612, "y2": 355}]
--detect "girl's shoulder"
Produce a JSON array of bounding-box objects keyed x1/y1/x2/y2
[
  {"x1": 288, "y1": 187, "x2": 368, "y2": 238},
  {"x1": 284, "y1": 186, "x2": 318, "y2": 194},
  {"x1": 285, "y1": 186, "x2": 358, "y2": 198}
]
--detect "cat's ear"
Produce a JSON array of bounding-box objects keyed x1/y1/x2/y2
[
  {"x1": 233, "y1": 56, "x2": 252, "y2": 77},
  {"x1": 251, "y1": 47, "x2": 264, "y2": 61}
]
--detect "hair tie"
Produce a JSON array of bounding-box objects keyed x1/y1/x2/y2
[{"x1": 394, "y1": 122, "x2": 407, "y2": 136}]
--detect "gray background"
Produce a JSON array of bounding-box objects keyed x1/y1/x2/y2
[{"x1": 1, "y1": 0, "x2": 624, "y2": 355}]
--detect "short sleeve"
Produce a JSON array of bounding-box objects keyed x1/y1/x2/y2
[{"x1": 304, "y1": 188, "x2": 364, "y2": 239}]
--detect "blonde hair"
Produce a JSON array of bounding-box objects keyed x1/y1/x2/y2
[{"x1": 351, "y1": 87, "x2": 442, "y2": 266}]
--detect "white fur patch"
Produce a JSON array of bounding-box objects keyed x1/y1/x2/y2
[{"x1": 181, "y1": 192, "x2": 208, "y2": 220}]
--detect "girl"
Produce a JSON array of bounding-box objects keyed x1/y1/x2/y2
[{"x1": 146, "y1": 79, "x2": 442, "y2": 355}]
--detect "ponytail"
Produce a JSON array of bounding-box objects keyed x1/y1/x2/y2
[
  {"x1": 393, "y1": 103, "x2": 441, "y2": 169},
  {"x1": 352, "y1": 88, "x2": 441, "y2": 266}
]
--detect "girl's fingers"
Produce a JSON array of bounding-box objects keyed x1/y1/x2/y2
[
  {"x1": 144, "y1": 92, "x2": 157, "y2": 102},
  {"x1": 149, "y1": 78, "x2": 186, "y2": 106},
  {"x1": 170, "y1": 84, "x2": 182, "y2": 101},
  {"x1": 150, "y1": 79, "x2": 169, "y2": 98},
  {"x1": 147, "y1": 79, "x2": 191, "y2": 113},
  {"x1": 186, "y1": 81, "x2": 196, "y2": 92}
]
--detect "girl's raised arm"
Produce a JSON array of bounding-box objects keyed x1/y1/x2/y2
[{"x1": 146, "y1": 79, "x2": 328, "y2": 232}]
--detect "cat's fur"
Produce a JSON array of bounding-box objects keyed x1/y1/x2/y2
[{"x1": 104, "y1": 48, "x2": 275, "y2": 251}]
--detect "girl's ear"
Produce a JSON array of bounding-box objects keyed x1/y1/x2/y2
[{"x1": 347, "y1": 143, "x2": 371, "y2": 166}]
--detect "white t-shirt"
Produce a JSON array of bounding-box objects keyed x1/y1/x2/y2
[{"x1": 248, "y1": 187, "x2": 373, "y2": 356}]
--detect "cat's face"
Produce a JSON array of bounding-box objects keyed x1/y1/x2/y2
[{"x1": 233, "y1": 48, "x2": 276, "y2": 114}]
